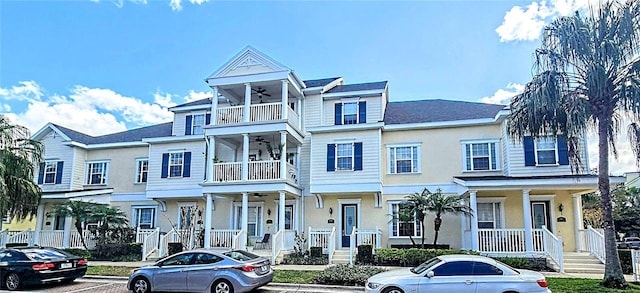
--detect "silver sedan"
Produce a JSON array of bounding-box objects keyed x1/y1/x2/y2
[
  {"x1": 127, "y1": 249, "x2": 273, "y2": 293},
  {"x1": 366, "y1": 254, "x2": 551, "y2": 293}
]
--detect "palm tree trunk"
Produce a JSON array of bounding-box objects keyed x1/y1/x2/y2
[
  {"x1": 598, "y1": 114, "x2": 627, "y2": 288},
  {"x1": 421, "y1": 221, "x2": 426, "y2": 249},
  {"x1": 433, "y1": 217, "x2": 442, "y2": 246},
  {"x1": 75, "y1": 221, "x2": 87, "y2": 250}
]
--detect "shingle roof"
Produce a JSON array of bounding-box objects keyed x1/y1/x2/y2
[
  {"x1": 303, "y1": 77, "x2": 341, "y2": 88},
  {"x1": 325, "y1": 81, "x2": 387, "y2": 94},
  {"x1": 384, "y1": 99, "x2": 506, "y2": 125},
  {"x1": 170, "y1": 98, "x2": 212, "y2": 109},
  {"x1": 53, "y1": 122, "x2": 173, "y2": 144}
]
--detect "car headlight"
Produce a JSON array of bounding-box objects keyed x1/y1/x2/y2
[{"x1": 366, "y1": 281, "x2": 382, "y2": 290}]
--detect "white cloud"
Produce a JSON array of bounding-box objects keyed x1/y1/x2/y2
[
  {"x1": 169, "y1": 0, "x2": 209, "y2": 11},
  {"x1": 0, "y1": 81, "x2": 177, "y2": 136},
  {"x1": 496, "y1": 0, "x2": 600, "y2": 42},
  {"x1": 153, "y1": 91, "x2": 177, "y2": 108},
  {"x1": 480, "y1": 83, "x2": 524, "y2": 105},
  {"x1": 0, "y1": 81, "x2": 44, "y2": 102},
  {"x1": 184, "y1": 90, "x2": 210, "y2": 103}
]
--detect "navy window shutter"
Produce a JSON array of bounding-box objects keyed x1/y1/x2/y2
[
  {"x1": 354, "y1": 142, "x2": 363, "y2": 171},
  {"x1": 327, "y1": 144, "x2": 336, "y2": 171},
  {"x1": 557, "y1": 136, "x2": 569, "y2": 165},
  {"x1": 161, "y1": 153, "x2": 169, "y2": 178},
  {"x1": 359, "y1": 101, "x2": 366, "y2": 124},
  {"x1": 185, "y1": 115, "x2": 192, "y2": 135},
  {"x1": 55, "y1": 161, "x2": 64, "y2": 184},
  {"x1": 37, "y1": 162, "x2": 45, "y2": 184},
  {"x1": 205, "y1": 113, "x2": 211, "y2": 125},
  {"x1": 334, "y1": 104, "x2": 342, "y2": 125},
  {"x1": 183, "y1": 152, "x2": 191, "y2": 177},
  {"x1": 524, "y1": 136, "x2": 535, "y2": 166}
]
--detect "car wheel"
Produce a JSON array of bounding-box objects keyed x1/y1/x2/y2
[
  {"x1": 382, "y1": 287, "x2": 404, "y2": 293},
  {"x1": 5, "y1": 272, "x2": 21, "y2": 291},
  {"x1": 132, "y1": 277, "x2": 151, "y2": 293},
  {"x1": 212, "y1": 279, "x2": 234, "y2": 293}
]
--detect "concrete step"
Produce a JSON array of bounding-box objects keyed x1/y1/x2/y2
[{"x1": 561, "y1": 253, "x2": 605, "y2": 274}]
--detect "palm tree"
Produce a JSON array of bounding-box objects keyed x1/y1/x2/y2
[
  {"x1": 90, "y1": 205, "x2": 129, "y2": 243},
  {"x1": 404, "y1": 189, "x2": 430, "y2": 248},
  {"x1": 51, "y1": 201, "x2": 95, "y2": 249},
  {"x1": 423, "y1": 188, "x2": 472, "y2": 246},
  {"x1": 508, "y1": 1, "x2": 639, "y2": 288},
  {"x1": 0, "y1": 116, "x2": 43, "y2": 226}
]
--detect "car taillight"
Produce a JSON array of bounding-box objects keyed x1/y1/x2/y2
[
  {"x1": 77, "y1": 259, "x2": 87, "y2": 266},
  {"x1": 236, "y1": 265, "x2": 258, "y2": 272},
  {"x1": 537, "y1": 279, "x2": 548, "y2": 288},
  {"x1": 32, "y1": 263, "x2": 55, "y2": 270}
]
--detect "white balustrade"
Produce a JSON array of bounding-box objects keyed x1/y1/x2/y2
[
  {"x1": 233, "y1": 230, "x2": 245, "y2": 250},
  {"x1": 542, "y1": 226, "x2": 564, "y2": 273},
  {"x1": 328, "y1": 227, "x2": 336, "y2": 264},
  {"x1": 248, "y1": 161, "x2": 280, "y2": 180},
  {"x1": 213, "y1": 162, "x2": 242, "y2": 182},
  {"x1": 250, "y1": 103, "x2": 281, "y2": 122},
  {"x1": 209, "y1": 229, "x2": 241, "y2": 248},
  {"x1": 287, "y1": 107, "x2": 299, "y2": 127},
  {"x1": 38, "y1": 230, "x2": 64, "y2": 247},
  {"x1": 587, "y1": 225, "x2": 606, "y2": 263},
  {"x1": 577, "y1": 229, "x2": 589, "y2": 252},
  {"x1": 216, "y1": 106, "x2": 243, "y2": 124},
  {"x1": 140, "y1": 228, "x2": 160, "y2": 261},
  {"x1": 272, "y1": 230, "x2": 284, "y2": 264},
  {"x1": 478, "y1": 229, "x2": 527, "y2": 252}
]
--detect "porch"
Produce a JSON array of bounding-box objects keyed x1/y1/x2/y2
[
  {"x1": 308, "y1": 226, "x2": 382, "y2": 264},
  {"x1": 215, "y1": 102, "x2": 300, "y2": 129},
  {"x1": 212, "y1": 160, "x2": 298, "y2": 183}
]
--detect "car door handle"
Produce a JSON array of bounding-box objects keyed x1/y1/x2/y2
[{"x1": 465, "y1": 280, "x2": 474, "y2": 285}]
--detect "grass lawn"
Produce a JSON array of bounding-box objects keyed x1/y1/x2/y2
[{"x1": 87, "y1": 266, "x2": 640, "y2": 292}]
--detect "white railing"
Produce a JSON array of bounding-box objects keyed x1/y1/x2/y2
[
  {"x1": 213, "y1": 162, "x2": 242, "y2": 182},
  {"x1": 272, "y1": 230, "x2": 284, "y2": 264},
  {"x1": 140, "y1": 228, "x2": 160, "y2": 261},
  {"x1": 542, "y1": 226, "x2": 564, "y2": 273},
  {"x1": 217, "y1": 105, "x2": 243, "y2": 124},
  {"x1": 356, "y1": 227, "x2": 382, "y2": 248},
  {"x1": 632, "y1": 250, "x2": 640, "y2": 282},
  {"x1": 287, "y1": 107, "x2": 299, "y2": 127},
  {"x1": 158, "y1": 230, "x2": 176, "y2": 258},
  {"x1": 478, "y1": 229, "x2": 526, "y2": 252},
  {"x1": 233, "y1": 230, "x2": 246, "y2": 250},
  {"x1": 37, "y1": 230, "x2": 64, "y2": 247},
  {"x1": 349, "y1": 228, "x2": 356, "y2": 264},
  {"x1": 587, "y1": 225, "x2": 605, "y2": 263},
  {"x1": 286, "y1": 163, "x2": 297, "y2": 183},
  {"x1": 284, "y1": 230, "x2": 296, "y2": 249},
  {"x1": 577, "y1": 229, "x2": 589, "y2": 252},
  {"x1": 5, "y1": 229, "x2": 34, "y2": 246},
  {"x1": 69, "y1": 231, "x2": 96, "y2": 249},
  {"x1": 251, "y1": 103, "x2": 281, "y2": 122},
  {"x1": 210, "y1": 229, "x2": 241, "y2": 248},
  {"x1": 328, "y1": 227, "x2": 336, "y2": 264},
  {"x1": 309, "y1": 227, "x2": 332, "y2": 253},
  {"x1": 248, "y1": 161, "x2": 280, "y2": 180}
]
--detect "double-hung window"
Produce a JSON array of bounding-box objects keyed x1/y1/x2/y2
[
  {"x1": 38, "y1": 161, "x2": 63, "y2": 185},
  {"x1": 161, "y1": 151, "x2": 191, "y2": 178},
  {"x1": 389, "y1": 202, "x2": 421, "y2": 237},
  {"x1": 185, "y1": 113, "x2": 210, "y2": 135},
  {"x1": 169, "y1": 152, "x2": 184, "y2": 177},
  {"x1": 192, "y1": 114, "x2": 205, "y2": 135},
  {"x1": 135, "y1": 159, "x2": 148, "y2": 183},
  {"x1": 133, "y1": 206, "x2": 156, "y2": 229},
  {"x1": 234, "y1": 204, "x2": 263, "y2": 237},
  {"x1": 523, "y1": 135, "x2": 569, "y2": 166},
  {"x1": 343, "y1": 102, "x2": 358, "y2": 124},
  {"x1": 86, "y1": 161, "x2": 108, "y2": 185},
  {"x1": 477, "y1": 201, "x2": 503, "y2": 229},
  {"x1": 535, "y1": 137, "x2": 557, "y2": 165},
  {"x1": 463, "y1": 141, "x2": 499, "y2": 171},
  {"x1": 336, "y1": 143, "x2": 354, "y2": 170},
  {"x1": 334, "y1": 100, "x2": 366, "y2": 125},
  {"x1": 327, "y1": 142, "x2": 363, "y2": 172},
  {"x1": 388, "y1": 144, "x2": 420, "y2": 174}
]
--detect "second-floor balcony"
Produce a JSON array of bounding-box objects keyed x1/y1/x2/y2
[
  {"x1": 215, "y1": 102, "x2": 300, "y2": 128},
  {"x1": 211, "y1": 160, "x2": 297, "y2": 184}
]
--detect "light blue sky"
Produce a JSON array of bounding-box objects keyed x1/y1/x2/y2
[{"x1": 2, "y1": 0, "x2": 633, "y2": 174}]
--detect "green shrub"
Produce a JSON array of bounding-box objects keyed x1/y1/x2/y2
[
  {"x1": 356, "y1": 245, "x2": 374, "y2": 265},
  {"x1": 374, "y1": 248, "x2": 405, "y2": 265},
  {"x1": 310, "y1": 246, "x2": 323, "y2": 257},
  {"x1": 403, "y1": 248, "x2": 430, "y2": 266},
  {"x1": 281, "y1": 251, "x2": 328, "y2": 265},
  {"x1": 374, "y1": 248, "x2": 479, "y2": 266},
  {"x1": 61, "y1": 248, "x2": 92, "y2": 259},
  {"x1": 618, "y1": 249, "x2": 633, "y2": 274},
  {"x1": 494, "y1": 257, "x2": 549, "y2": 271},
  {"x1": 92, "y1": 243, "x2": 141, "y2": 261},
  {"x1": 313, "y1": 264, "x2": 387, "y2": 286}
]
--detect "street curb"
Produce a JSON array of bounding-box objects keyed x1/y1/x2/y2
[{"x1": 82, "y1": 275, "x2": 365, "y2": 291}]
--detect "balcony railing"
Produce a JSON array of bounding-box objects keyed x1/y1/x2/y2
[
  {"x1": 212, "y1": 160, "x2": 298, "y2": 183},
  {"x1": 215, "y1": 103, "x2": 299, "y2": 127}
]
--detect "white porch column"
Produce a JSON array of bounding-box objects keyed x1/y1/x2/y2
[
  {"x1": 242, "y1": 192, "x2": 249, "y2": 245},
  {"x1": 278, "y1": 191, "x2": 286, "y2": 232},
  {"x1": 469, "y1": 190, "x2": 479, "y2": 251},
  {"x1": 34, "y1": 203, "x2": 45, "y2": 245},
  {"x1": 244, "y1": 83, "x2": 251, "y2": 122},
  {"x1": 296, "y1": 145, "x2": 301, "y2": 180},
  {"x1": 280, "y1": 131, "x2": 287, "y2": 179},
  {"x1": 299, "y1": 97, "x2": 305, "y2": 129},
  {"x1": 204, "y1": 193, "x2": 213, "y2": 248},
  {"x1": 522, "y1": 189, "x2": 534, "y2": 253},
  {"x1": 206, "y1": 136, "x2": 216, "y2": 182},
  {"x1": 242, "y1": 134, "x2": 249, "y2": 181},
  {"x1": 62, "y1": 216, "x2": 72, "y2": 248},
  {"x1": 210, "y1": 86, "x2": 218, "y2": 124},
  {"x1": 572, "y1": 194, "x2": 583, "y2": 251},
  {"x1": 281, "y1": 80, "x2": 289, "y2": 120}
]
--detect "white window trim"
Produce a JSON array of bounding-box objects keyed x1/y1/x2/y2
[
  {"x1": 534, "y1": 136, "x2": 559, "y2": 166},
  {"x1": 386, "y1": 143, "x2": 422, "y2": 174},
  {"x1": 273, "y1": 199, "x2": 298, "y2": 231},
  {"x1": 168, "y1": 151, "x2": 185, "y2": 178},
  {"x1": 43, "y1": 161, "x2": 58, "y2": 185},
  {"x1": 388, "y1": 200, "x2": 422, "y2": 238},
  {"x1": 460, "y1": 139, "x2": 501, "y2": 172},
  {"x1": 335, "y1": 142, "x2": 355, "y2": 171},
  {"x1": 132, "y1": 205, "x2": 158, "y2": 229},
  {"x1": 191, "y1": 112, "x2": 206, "y2": 135},
  {"x1": 341, "y1": 101, "x2": 359, "y2": 124},
  {"x1": 85, "y1": 160, "x2": 109, "y2": 185},
  {"x1": 135, "y1": 158, "x2": 149, "y2": 184},
  {"x1": 476, "y1": 197, "x2": 506, "y2": 229},
  {"x1": 338, "y1": 198, "x2": 361, "y2": 244}
]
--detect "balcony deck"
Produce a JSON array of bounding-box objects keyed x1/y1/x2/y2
[{"x1": 212, "y1": 161, "x2": 297, "y2": 184}]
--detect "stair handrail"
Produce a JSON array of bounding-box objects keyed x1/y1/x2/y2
[
  {"x1": 541, "y1": 225, "x2": 564, "y2": 273},
  {"x1": 632, "y1": 250, "x2": 640, "y2": 282},
  {"x1": 272, "y1": 230, "x2": 284, "y2": 264},
  {"x1": 328, "y1": 227, "x2": 336, "y2": 264},
  {"x1": 587, "y1": 225, "x2": 605, "y2": 263},
  {"x1": 141, "y1": 228, "x2": 160, "y2": 261},
  {"x1": 349, "y1": 227, "x2": 357, "y2": 264}
]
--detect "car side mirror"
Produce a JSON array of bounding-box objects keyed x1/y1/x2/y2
[{"x1": 426, "y1": 271, "x2": 434, "y2": 278}]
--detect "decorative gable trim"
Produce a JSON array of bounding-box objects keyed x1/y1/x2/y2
[
  {"x1": 31, "y1": 123, "x2": 72, "y2": 142},
  {"x1": 208, "y1": 46, "x2": 290, "y2": 79}
]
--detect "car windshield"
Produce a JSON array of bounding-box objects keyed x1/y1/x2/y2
[
  {"x1": 411, "y1": 257, "x2": 442, "y2": 274},
  {"x1": 223, "y1": 250, "x2": 260, "y2": 262},
  {"x1": 22, "y1": 248, "x2": 68, "y2": 261}
]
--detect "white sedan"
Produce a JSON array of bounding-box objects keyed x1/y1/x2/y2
[{"x1": 365, "y1": 254, "x2": 551, "y2": 293}]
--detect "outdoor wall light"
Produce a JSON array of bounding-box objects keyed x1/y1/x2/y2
[
  {"x1": 329, "y1": 207, "x2": 333, "y2": 216},
  {"x1": 558, "y1": 203, "x2": 564, "y2": 213},
  {"x1": 267, "y1": 208, "x2": 271, "y2": 216}
]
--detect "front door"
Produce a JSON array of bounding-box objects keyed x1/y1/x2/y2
[
  {"x1": 531, "y1": 202, "x2": 550, "y2": 231},
  {"x1": 342, "y1": 204, "x2": 357, "y2": 247}
]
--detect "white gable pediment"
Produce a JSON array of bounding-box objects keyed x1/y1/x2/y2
[{"x1": 209, "y1": 46, "x2": 290, "y2": 79}]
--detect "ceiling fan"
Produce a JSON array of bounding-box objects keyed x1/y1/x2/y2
[
  {"x1": 253, "y1": 192, "x2": 267, "y2": 198},
  {"x1": 254, "y1": 136, "x2": 270, "y2": 144},
  {"x1": 252, "y1": 88, "x2": 271, "y2": 101}
]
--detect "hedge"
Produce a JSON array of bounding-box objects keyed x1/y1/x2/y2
[{"x1": 374, "y1": 248, "x2": 480, "y2": 266}]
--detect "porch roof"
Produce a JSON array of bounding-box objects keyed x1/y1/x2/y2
[{"x1": 453, "y1": 174, "x2": 625, "y2": 191}]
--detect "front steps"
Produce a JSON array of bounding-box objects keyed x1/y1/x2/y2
[
  {"x1": 332, "y1": 250, "x2": 351, "y2": 264},
  {"x1": 561, "y1": 252, "x2": 605, "y2": 274}
]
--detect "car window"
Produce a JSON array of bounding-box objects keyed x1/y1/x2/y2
[
  {"x1": 195, "y1": 253, "x2": 223, "y2": 265},
  {"x1": 413, "y1": 257, "x2": 442, "y2": 274},
  {"x1": 161, "y1": 253, "x2": 194, "y2": 266},
  {"x1": 432, "y1": 261, "x2": 474, "y2": 276},
  {"x1": 0, "y1": 251, "x2": 28, "y2": 262},
  {"x1": 472, "y1": 262, "x2": 503, "y2": 275},
  {"x1": 22, "y1": 248, "x2": 67, "y2": 261},
  {"x1": 223, "y1": 250, "x2": 259, "y2": 261}
]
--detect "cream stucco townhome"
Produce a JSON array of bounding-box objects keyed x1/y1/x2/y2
[{"x1": 6, "y1": 46, "x2": 622, "y2": 273}]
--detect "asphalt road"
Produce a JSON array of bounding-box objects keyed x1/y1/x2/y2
[{"x1": 0, "y1": 278, "x2": 364, "y2": 293}]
